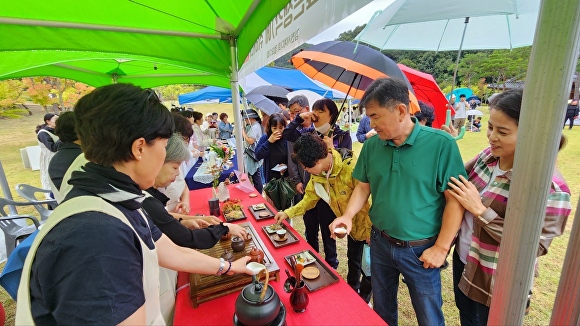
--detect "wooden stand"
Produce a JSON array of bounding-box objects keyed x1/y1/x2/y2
[{"x1": 189, "y1": 222, "x2": 280, "y2": 307}]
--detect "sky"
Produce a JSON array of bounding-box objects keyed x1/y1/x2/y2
[{"x1": 307, "y1": 0, "x2": 394, "y2": 44}]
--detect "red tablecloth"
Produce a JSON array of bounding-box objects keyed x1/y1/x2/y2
[{"x1": 174, "y1": 185, "x2": 386, "y2": 325}]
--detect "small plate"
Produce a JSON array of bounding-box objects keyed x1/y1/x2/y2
[
  {"x1": 251, "y1": 204, "x2": 266, "y2": 211},
  {"x1": 264, "y1": 223, "x2": 283, "y2": 234},
  {"x1": 293, "y1": 251, "x2": 316, "y2": 266},
  {"x1": 301, "y1": 266, "x2": 320, "y2": 279}
]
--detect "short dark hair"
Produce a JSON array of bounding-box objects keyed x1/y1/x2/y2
[
  {"x1": 414, "y1": 101, "x2": 435, "y2": 127},
  {"x1": 292, "y1": 133, "x2": 328, "y2": 168},
  {"x1": 54, "y1": 111, "x2": 78, "y2": 143},
  {"x1": 460, "y1": 94, "x2": 467, "y2": 98},
  {"x1": 312, "y1": 98, "x2": 340, "y2": 125},
  {"x1": 180, "y1": 110, "x2": 193, "y2": 119},
  {"x1": 192, "y1": 111, "x2": 203, "y2": 122},
  {"x1": 266, "y1": 113, "x2": 287, "y2": 136},
  {"x1": 74, "y1": 84, "x2": 174, "y2": 167},
  {"x1": 172, "y1": 112, "x2": 194, "y2": 142},
  {"x1": 361, "y1": 77, "x2": 409, "y2": 110}
]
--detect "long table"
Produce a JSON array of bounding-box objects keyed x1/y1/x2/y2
[
  {"x1": 184, "y1": 155, "x2": 238, "y2": 190},
  {"x1": 173, "y1": 185, "x2": 386, "y2": 325}
]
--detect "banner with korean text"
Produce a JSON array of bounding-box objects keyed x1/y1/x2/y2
[{"x1": 238, "y1": 0, "x2": 372, "y2": 78}]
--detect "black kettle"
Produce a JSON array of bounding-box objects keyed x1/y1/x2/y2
[{"x1": 234, "y1": 263, "x2": 282, "y2": 326}]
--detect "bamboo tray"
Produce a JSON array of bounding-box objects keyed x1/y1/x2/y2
[{"x1": 189, "y1": 222, "x2": 280, "y2": 308}]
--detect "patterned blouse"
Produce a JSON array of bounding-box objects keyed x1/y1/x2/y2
[{"x1": 457, "y1": 147, "x2": 571, "y2": 306}]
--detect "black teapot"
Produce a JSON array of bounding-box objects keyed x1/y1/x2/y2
[{"x1": 234, "y1": 263, "x2": 285, "y2": 326}]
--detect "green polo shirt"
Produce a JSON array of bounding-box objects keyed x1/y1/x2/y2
[{"x1": 352, "y1": 119, "x2": 466, "y2": 240}]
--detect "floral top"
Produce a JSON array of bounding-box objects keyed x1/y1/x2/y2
[{"x1": 457, "y1": 147, "x2": 571, "y2": 306}]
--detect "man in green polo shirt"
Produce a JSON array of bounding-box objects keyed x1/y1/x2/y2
[{"x1": 330, "y1": 77, "x2": 466, "y2": 326}]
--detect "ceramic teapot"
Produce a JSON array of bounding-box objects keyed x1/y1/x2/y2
[{"x1": 235, "y1": 263, "x2": 281, "y2": 325}]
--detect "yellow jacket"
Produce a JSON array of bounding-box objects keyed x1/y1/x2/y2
[{"x1": 284, "y1": 149, "x2": 372, "y2": 241}]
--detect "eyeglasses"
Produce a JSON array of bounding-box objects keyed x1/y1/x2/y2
[{"x1": 145, "y1": 88, "x2": 160, "y2": 102}]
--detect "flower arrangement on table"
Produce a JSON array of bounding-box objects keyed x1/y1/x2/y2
[{"x1": 208, "y1": 143, "x2": 235, "y2": 191}]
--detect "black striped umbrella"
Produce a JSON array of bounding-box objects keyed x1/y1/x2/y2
[{"x1": 291, "y1": 41, "x2": 419, "y2": 113}]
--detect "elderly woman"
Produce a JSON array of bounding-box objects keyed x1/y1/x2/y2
[
  {"x1": 16, "y1": 84, "x2": 251, "y2": 325},
  {"x1": 142, "y1": 133, "x2": 248, "y2": 323}
]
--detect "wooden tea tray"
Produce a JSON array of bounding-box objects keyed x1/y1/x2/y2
[
  {"x1": 261, "y1": 223, "x2": 299, "y2": 248},
  {"x1": 223, "y1": 208, "x2": 247, "y2": 223},
  {"x1": 248, "y1": 203, "x2": 275, "y2": 220},
  {"x1": 284, "y1": 250, "x2": 339, "y2": 292},
  {"x1": 189, "y1": 222, "x2": 279, "y2": 308}
]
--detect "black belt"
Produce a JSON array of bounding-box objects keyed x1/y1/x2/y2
[{"x1": 373, "y1": 226, "x2": 437, "y2": 247}]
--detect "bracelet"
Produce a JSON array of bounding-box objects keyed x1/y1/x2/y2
[
  {"x1": 224, "y1": 261, "x2": 232, "y2": 274},
  {"x1": 216, "y1": 258, "x2": 226, "y2": 275}
]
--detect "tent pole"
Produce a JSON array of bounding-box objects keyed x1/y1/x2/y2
[
  {"x1": 487, "y1": 0, "x2": 580, "y2": 324},
  {"x1": 230, "y1": 37, "x2": 245, "y2": 174},
  {"x1": 445, "y1": 17, "x2": 469, "y2": 127}
]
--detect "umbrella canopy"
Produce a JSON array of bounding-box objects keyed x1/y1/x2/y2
[
  {"x1": 245, "y1": 94, "x2": 283, "y2": 116},
  {"x1": 178, "y1": 86, "x2": 235, "y2": 105},
  {"x1": 355, "y1": 0, "x2": 540, "y2": 51},
  {"x1": 246, "y1": 85, "x2": 291, "y2": 99},
  {"x1": 286, "y1": 90, "x2": 323, "y2": 108},
  {"x1": 466, "y1": 109, "x2": 484, "y2": 116},
  {"x1": 241, "y1": 66, "x2": 347, "y2": 99},
  {"x1": 291, "y1": 41, "x2": 420, "y2": 113},
  {"x1": 448, "y1": 87, "x2": 474, "y2": 100},
  {"x1": 397, "y1": 64, "x2": 449, "y2": 128},
  {"x1": 0, "y1": 1, "x2": 290, "y2": 87}
]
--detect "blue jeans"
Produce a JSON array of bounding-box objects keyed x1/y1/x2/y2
[
  {"x1": 452, "y1": 250, "x2": 489, "y2": 326},
  {"x1": 370, "y1": 227, "x2": 444, "y2": 326}
]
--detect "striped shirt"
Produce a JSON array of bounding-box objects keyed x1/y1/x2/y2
[{"x1": 457, "y1": 147, "x2": 571, "y2": 306}]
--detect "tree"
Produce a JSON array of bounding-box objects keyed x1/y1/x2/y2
[
  {"x1": 62, "y1": 82, "x2": 94, "y2": 109},
  {"x1": 156, "y1": 84, "x2": 199, "y2": 104},
  {"x1": 0, "y1": 79, "x2": 28, "y2": 118},
  {"x1": 458, "y1": 52, "x2": 488, "y2": 86},
  {"x1": 336, "y1": 24, "x2": 366, "y2": 42},
  {"x1": 23, "y1": 77, "x2": 54, "y2": 112}
]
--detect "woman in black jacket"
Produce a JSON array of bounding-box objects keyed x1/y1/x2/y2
[{"x1": 282, "y1": 98, "x2": 351, "y2": 269}]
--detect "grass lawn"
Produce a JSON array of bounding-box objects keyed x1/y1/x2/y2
[{"x1": 0, "y1": 103, "x2": 577, "y2": 325}]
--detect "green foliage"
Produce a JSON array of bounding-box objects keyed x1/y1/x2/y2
[
  {"x1": 336, "y1": 24, "x2": 366, "y2": 42},
  {"x1": 458, "y1": 52, "x2": 489, "y2": 86},
  {"x1": 156, "y1": 84, "x2": 200, "y2": 103},
  {"x1": 271, "y1": 42, "x2": 312, "y2": 68}
]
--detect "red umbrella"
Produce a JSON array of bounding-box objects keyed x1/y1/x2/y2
[{"x1": 397, "y1": 64, "x2": 453, "y2": 128}]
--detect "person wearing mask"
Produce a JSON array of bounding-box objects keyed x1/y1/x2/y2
[
  {"x1": 286, "y1": 95, "x2": 311, "y2": 210},
  {"x1": 241, "y1": 109, "x2": 264, "y2": 194},
  {"x1": 36, "y1": 113, "x2": 59, "y2": 198},
  {"x1": 283, "y1": 98, "x2": 352, "y2": 269},
  {"x1": 330, "y1": 78, "x2": 466, "y2": 326},
  {"x1": 16, "y1": 84, "x2": 252, "y2": 325},
  {"x1": 446, "y1": 89, "x2": 571, "y2": 325}
]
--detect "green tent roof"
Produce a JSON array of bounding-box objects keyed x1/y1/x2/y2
[{"x1": 0, "y1": 0, "x2": 290, "y2": 87}]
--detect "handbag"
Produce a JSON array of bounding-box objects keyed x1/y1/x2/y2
[
  {"x1": 264, "y1": 177, "x2": 296, "y2": 211},
  {"x1": 244, "y1": 146, "x2": 259, "y2": 162}
]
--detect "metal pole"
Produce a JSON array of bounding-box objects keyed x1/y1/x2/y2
[
  {"x1": 488, "y1": 0, "x2": 580, "y2": 324},
  {"x1": 229, "y1": 37, "x2": 245, "y2": 174},
  {"x1": 450, "y1": 17, "x2": 469, "y2": 93}
]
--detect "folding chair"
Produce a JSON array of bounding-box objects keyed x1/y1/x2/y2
[
  {"x1": 14, "y1": 183, "x2": 56, "y2": 222},
  {"x1": 0, "y1": 197, "x2": 41, "y2": 258}
]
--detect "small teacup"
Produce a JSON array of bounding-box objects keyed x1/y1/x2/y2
[
  {"x1": 334, "y1": 225, "x2": 347, "y2": 239},
  {"x1": 276, "y1": 229, "x2": 287, "y2": 239}
]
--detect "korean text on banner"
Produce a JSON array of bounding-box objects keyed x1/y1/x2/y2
[{"x1": 238, "y1": 0, "x2": 373, "y2": 78}]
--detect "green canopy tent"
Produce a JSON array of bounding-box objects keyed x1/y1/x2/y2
[{"x1": 0, "y1": 0, "x2": 291, "y2": 171}]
